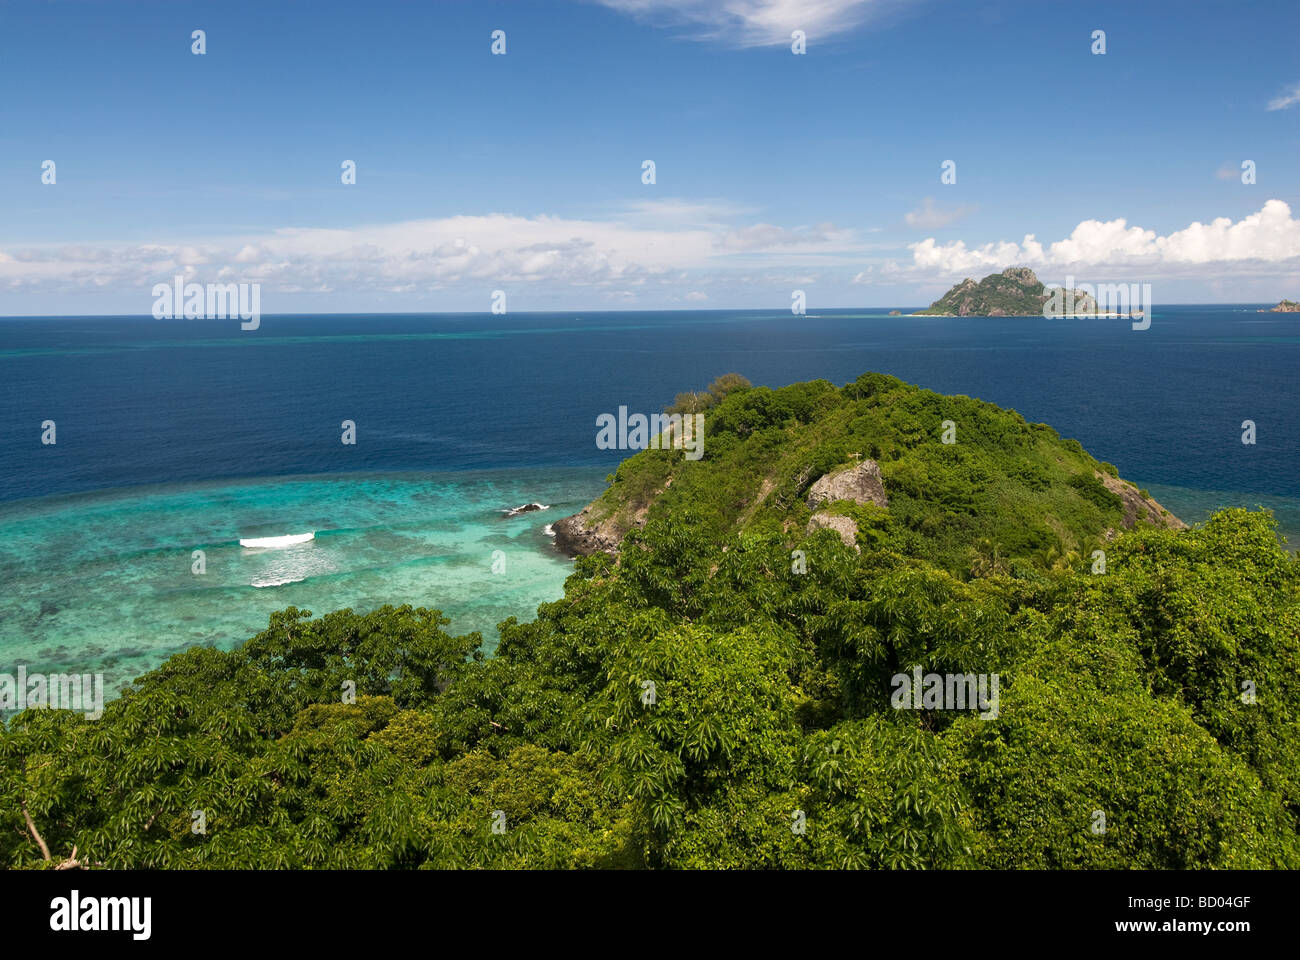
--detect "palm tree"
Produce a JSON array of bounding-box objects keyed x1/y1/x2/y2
[{"x1": 969, "y1": 538, "x2": 1008, "y2": 577}]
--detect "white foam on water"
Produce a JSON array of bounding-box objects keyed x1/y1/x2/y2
[
  {"x1": 251, "y1": 575, "x2": 308, "y2": 588},
  {"x1": 239, "y1": 532, "x2": 315, "y2": 549}
]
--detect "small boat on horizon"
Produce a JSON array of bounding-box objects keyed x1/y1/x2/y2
[{"x1": 239, "y1": 532, "x2": 315, "y2": 549}]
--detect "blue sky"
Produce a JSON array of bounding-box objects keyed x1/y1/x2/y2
[{"x1": 1, "y1": 0, "x2": 1298, "y2": 313}]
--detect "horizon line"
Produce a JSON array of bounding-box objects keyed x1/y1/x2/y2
[{"x1": 0, "y1": 302, "x2": 1288, "y2": 320}]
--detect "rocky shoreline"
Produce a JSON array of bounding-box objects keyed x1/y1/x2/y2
[
  {"x1": 550, "y1": 455, "x2": 1182, "y2": 560},
  {"x1": 551, "y1": 506, "x2": 625, "y2": 557}
]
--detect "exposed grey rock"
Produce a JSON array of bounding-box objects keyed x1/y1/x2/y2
[
  {"x1": 1096, "y1": 473, "x2": 1188, "y2": 531},
  {"x1": 807, "y1": 512, "x2": 859, "y2": 550},
  {"x1": 1001, "y1": 266, "x2": 1038, "y2": 285},
  {"x1": 806, "y1": 459, "x2": 888, "y2": 511},
  {"x1": 551, "y1": 506, "x2": 623, "y2": 557}
]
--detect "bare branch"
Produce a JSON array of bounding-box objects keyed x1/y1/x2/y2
[{"x1": 20, "y1": 799, "x2": 52, "y2": 861}]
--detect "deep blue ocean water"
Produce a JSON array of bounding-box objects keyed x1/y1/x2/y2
[{"x1": 2, "y1": 307, "x2": 1297, "y2": 695}]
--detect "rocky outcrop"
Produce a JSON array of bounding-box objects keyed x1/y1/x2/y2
[
  {"x1": 1097, "y1": 473, "x2": 1187, "y2": 532},
  {"x1": 807, "y1": 512, "x2": 859, "y2": 550},
  {"x1": 1262, "y1": 299, "x2": 1300, "y2": 312},
  {"x1": 551, "y1": 506, "x2": 624, "y2": 557},
  {"x1": 553, "y1": 479, "x2": 673, "y2": 559},
  {"x1": 806, "y1": 459, "x2": 888, "y2": 511},
  {"x1": 552, "y1": 456, "x2": 1178, "y2": 561}
]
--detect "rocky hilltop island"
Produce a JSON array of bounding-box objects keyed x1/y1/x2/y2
[
  {"x1": 914, "y1": 266, "x2": 1099, "y2": 317},
  {"x1": 1261, "y1": 299, "x2": 1300, "y2": 312},
  {"x1": 553, "y1": 371, "x2": 1184, "y2": 571}
]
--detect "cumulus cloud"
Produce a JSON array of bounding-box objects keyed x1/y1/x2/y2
[
  {"x1": 902, "y1": 200, "x2": 1300, "y2": 278},
  {"x1": 1266, "y1": 83, "x2": 1300, "y2": 111},
  {"x1": 592, "y1": 0, "x2": 904, "y2": 47},
  {"x1": 904, "y1": 197, "x2": 974, "y2": 229}
]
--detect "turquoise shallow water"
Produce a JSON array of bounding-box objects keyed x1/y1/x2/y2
[
  {"x1": 1145, "y1": 483, "x2": 1300, "y2": 550},
  {"x1": 0, "y1": 467, "x2": 606, "y2": 697}
]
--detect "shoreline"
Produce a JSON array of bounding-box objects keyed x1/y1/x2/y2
[{"x1": 907, "y1": 312, "x2": 1143, "y2": 318}]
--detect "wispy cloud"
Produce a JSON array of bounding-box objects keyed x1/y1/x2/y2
[
  {"x1": 720, "y1": 221, "x2": 856, "y2": 251},
  {"x1": 618, "y1": 197, "x2": 758, "y2": 228},
  {"x1": 0, "y1": 208, "x2": 866, "y2": 299},
  {"x1": 592, "y1": 0, "x2": 907, "y2": 47},
  {"x1": 1266, "y1": 82, "x2": 1300, "y2": 111},
  {"x1": 904, "y1": 197, "x2": 975, "y2": 229}
]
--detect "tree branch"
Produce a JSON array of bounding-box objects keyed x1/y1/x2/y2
[{"x1": 20, "y1": 799, "x2": 52, "y2": 861}]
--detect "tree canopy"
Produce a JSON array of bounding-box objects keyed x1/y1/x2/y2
[{"x1": 4, "y1": 374, "x2": 1296, "y2": 869}]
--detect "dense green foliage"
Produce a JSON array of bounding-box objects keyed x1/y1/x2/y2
[
  {"x1": 595, "y1": 371, "x2": 1159, "y2": 576},
  {"x1": 664, "y1": 372, "x2": 752, "y2": 416},
  {"x1": 4, "y1": 374, "x2": 1297, "y2": 869}
]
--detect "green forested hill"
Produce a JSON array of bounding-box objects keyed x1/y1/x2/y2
[
  {"x1": 563, "y1": 371, "x2": 1181, "y2": 576},
  {"x1": 4, "y1": 374, "x2": 1297, "y2": 870}
]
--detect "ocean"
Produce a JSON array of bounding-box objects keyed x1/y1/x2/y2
[{"x1": 2, "y1": 307, "x2": 1297, "y2": 696}]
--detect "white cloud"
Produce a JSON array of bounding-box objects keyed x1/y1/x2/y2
[
  {"x1": 904, "y1": 197, "x2": 974, "y2": 229},
  {"x1": 0, "y1": 208, "x2": 866, "y2": 298},
  {"x1": 17, "y1": 201, "x2": 1297, "y2": 308},
  {"x1": 902, "y1": 201, "x2": 1300, "y2": 278},
  {"x1": 1266, "y1": 83, "x2": 1300, "y2": 111},
  {"x1": 618, "y1": 197, "x2": 758, "y2": 228},
  {"x1": 592, "y1": 0, "x2": 902, "y2": 47},
  {"x1": 719, "y1": 221, "x2": 855, "y2": 251}
]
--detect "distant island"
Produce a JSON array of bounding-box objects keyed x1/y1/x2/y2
[
  {"x1": 1261, "y1": 299, "x2": 1300, "y2": 313},
  {"x1": 913, "y1": 267, "x2": 1100, "y2": 317}
]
